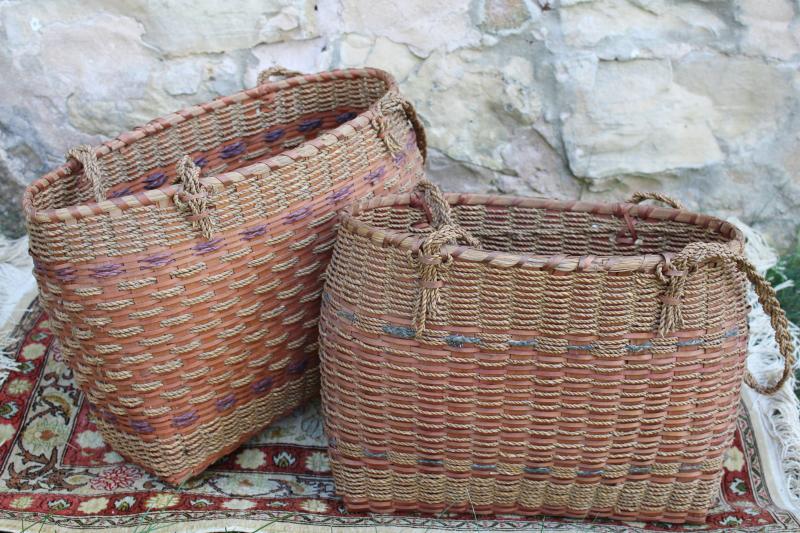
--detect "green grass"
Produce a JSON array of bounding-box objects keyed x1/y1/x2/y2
[
  {"x1": 766, "y1": 247, "x2": 800, "y2": 398},
  {"x1": 767, "y1": 250, "x2": 800, "y2": 325}
]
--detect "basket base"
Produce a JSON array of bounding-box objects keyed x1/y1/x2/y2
[
  {"x1": 338, "y1": 496, "x2": 708, "y2": 525},
  {"x1": 95, "y1": 367, "x2": 320, "y2": 485}
]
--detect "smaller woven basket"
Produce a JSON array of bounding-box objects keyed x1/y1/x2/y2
[
  {"x1": 24, "y1": 67, "x2": 426, "y2": 484},
  {"x1": 319, "y1": 181, "x2": 794, "y2": 523}
]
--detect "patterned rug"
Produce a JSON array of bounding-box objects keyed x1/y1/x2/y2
[{"x1": 0, "y1": 303, "x2": 799, "y2": 533}]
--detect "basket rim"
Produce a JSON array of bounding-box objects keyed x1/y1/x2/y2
[
  {"x1": 339, "y1": 192, "x2": 745, "y2": 273},
  {"x1": 24, "y1": 67, "x2": 402, "y2": 224}
]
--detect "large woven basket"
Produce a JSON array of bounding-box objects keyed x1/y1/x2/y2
[
  {"x1": 319, "y1": 182, "x2": 794, "y2": 523},
  {"x1": 23, "y1": 67, "x2": 426, "y2": 484}
]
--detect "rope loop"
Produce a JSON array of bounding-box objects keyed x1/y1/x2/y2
[
  {"x1": 66, "y1": 145, "x2": 106, "y2": 203},
  {"x1": 173, "y1": 156, "x2": 215, "y2": 240},
  {"x1": 658, "y1": 241, "x2": 795, "y2": 395},
  {"x1": 257, "y1": 66, "x2": 303, "y2": 85},
  {"x1": 371, "y1": 91, "x2": 428, "y2": 162},
  {"x1": 627, "y1": 191, "x2": 685, "y2": 210}
]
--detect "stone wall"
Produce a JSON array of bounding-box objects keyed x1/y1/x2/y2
[{"x1": 1, "y1": 0, "x2": 798, "y2": 247}]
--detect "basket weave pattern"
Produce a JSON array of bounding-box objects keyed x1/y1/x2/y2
[
  {"x1": 319, "y1": 188, "x2": 792, "y2": 523},
  {"x1": 24, "y1": 68, "x2": 425, "y2": 484}
]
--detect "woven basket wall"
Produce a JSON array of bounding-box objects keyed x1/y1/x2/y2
[
  {"x1": 318, "y1": 184, "x2": 793, "y2": 523},
  {"x1": 23, "y1": 68, "x2": 426, "y2": 484}
]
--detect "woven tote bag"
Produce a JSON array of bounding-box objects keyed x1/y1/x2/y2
[
  {"x1": 23, "y1": 67, "x2": 426, "y2": 484},
  {"x1": 319, "y1": 181, "x2": 794, "y2": 523}
]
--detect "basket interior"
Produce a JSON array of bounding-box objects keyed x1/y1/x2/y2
[
  {"x1": 32, "y1": 74, "x2": 391, "y2": 211},
  {"x1": 354, "y1": 200, "x2": 737, "y2": 257}
]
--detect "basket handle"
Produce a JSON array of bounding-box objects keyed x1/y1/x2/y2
[
  {"x1": 66, "y1": 145, "x2": 106, "y2": 203},
  {"x1": 410, "y1": 181, "x2": 479, "y2": 333},
  {"x1": 173, "y1": 156, "x2": 215, "y2": 240},
  {"x1": 627, "y1": 191, "x2": 684, "y2": 210},
  {"x1": 257, "y1": 66, "x2": 303, "y2": 85},
  {"x1": 658, "y1": 241, "x2": 795, "y2": 395},
  {"x1": 372, "y1": 92, "x2": 428, "y2": 163},
  {"x1": 616, "y1": 191, "x2": 685, "y2": 244}
]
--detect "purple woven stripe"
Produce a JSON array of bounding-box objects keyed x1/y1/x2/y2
[
  {"x1": 192, "y1": 238, "x2": 224, "y2": 255},
  {"x1": 100, "y1": 410, "x2": 117, "y2": 423},
  {"x1": 252, "y1": 377, "x2": 273, "y2": 395},
  {"x1": 143, "y1": 172, "x2": 168, "y2": 190},
  {"x1": 220, "y1": 141, "x2": 246, "y2": 159},
  {"x1": 172, "y1": 410, "x2": 199, "y2": 429},
  {"x1": 131, "y1": 420, "x2": 154, "y2": 434},
  {"x1": 298, "y1": 118, "x2": 323, "y2": 133},
  {"x1": 53, "y1": 266, "x2": 77, "y2": 282},
  {"x1": 363, "y1": 166, "x2": 385, "y2": 185},
  {"x1": 193, "y1": 155, "x2": 209, "y2": 168},
  {"x1": 393, "y1": 151, "x2": 406, "y2": 165},
  {"x1": 90, "y1": 263, "x2": 125, "y2": 278},
  {"x1": 216, "y1": 393, "x2": 237, "y2": 412},
  {"x1": 264, "y1": 129, "x2": 285, "y2": 143},
  {"x1": 287, "y1": 358, "x2": 309, "y2": 375},
  {"x1": 328, "y1": 184, "x2": 354, "y2": 204},
  {"x1": 240, "y1": 224, "x2": 268, "y2": 240},
  {"x1": 335, "y1": 111, "x2": 357, "y2": 124},
  {"x1": 108, "y1": 187, "x2": 133, "y2": 198},
  {"x1": 139, "y1": 252, "x2": 174, "y2": 269},
  {"x1": 283, "y1": 207, "x2": 311, "y2": 224}
]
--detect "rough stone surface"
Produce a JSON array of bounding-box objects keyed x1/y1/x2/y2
[{"x1": 1, "y1": 0, "x2": 799, "y2": 248}]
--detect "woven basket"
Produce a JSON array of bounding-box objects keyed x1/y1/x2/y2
[
  {"x1": 23, "y1": 67, "x2": 426, "y2": 484},
  {"x1": 319, "y1": 181, "x2": 794, "y2": 523}
]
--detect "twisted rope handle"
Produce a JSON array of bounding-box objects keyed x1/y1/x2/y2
[
  {"x1": 66, "y1": 145, "x2": 106, "y2": 203},
  {"x1": 371, "y1": 92, "x2": 428, "y2": 163},
  {"x1": 257, "y1": 66, "x2": 303, "y2": 85},
  {"x1": 659, "y1": 242, "x2": 795, "y2": 395},
  {"x1": 173, "y1": 156, "x2": 215, "y2": 240},
  {"x1": 411, "y1": 181, "x2": 479, "y2": 334},
  {"x1": 617, "y1": 191, "x2": 685, "y2": 244},
  {"x1": 627, "y1": 191, "x2": 685, "y2": 210}
]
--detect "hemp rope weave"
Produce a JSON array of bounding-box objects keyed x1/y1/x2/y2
[{"x1": 658, "y1": 241, "x2": 795, "y2": 395}]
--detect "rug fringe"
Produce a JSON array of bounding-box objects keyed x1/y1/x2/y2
[
  {"x1": 733, "y1": 218, "x2": 800, "y2": 510},
  {"x1": 0, "y1": 234, "x2": 36, "y2": 387}
]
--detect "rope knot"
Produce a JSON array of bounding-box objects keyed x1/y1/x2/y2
[{"x1": 173, "y1": 156, "x2": 215, "y2": 240}]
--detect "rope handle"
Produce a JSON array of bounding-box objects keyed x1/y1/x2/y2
[
  {"x1": 627, "y1": 191, "x2": 685, "y2": 210},
  {"x1": 413, "y1": 180, "x2": 456, "y2": 229},
  {"x1": 66, "y1": 145, "x2": 106, "y2": 203},
  {"x1": 410, "y1": 181, "x2": 479, "y2": 333},
  {"x1": 173, "y1": 156, "x2": 215, "y2": 240},
  {"x1": 371, "y1": 92, "x2": 428, "y2": 163},
  {"x1": 658, "y1": 242, "x2": 795, "y2": 395},
  {"x1": 257, "y1": 66, "x2": 303, "y2": 85},
  {"x1": 616, "y1": 191, "x2": 685, "y2": 244}
]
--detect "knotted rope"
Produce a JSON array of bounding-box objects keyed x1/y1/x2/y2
[
  {"x1": 173, "y1": 156, "x2": 215, "y2": 240},
  {"x1": 658, "y1": 241, "x2": 795, "y2": 395},
  {"x1": 411, "y1": 181, "x2": 479, "y2": 333},
  {"x1": 371, "y1": 91, "x2": 428, "y2": 163},
  {"x1": 66, "y1": 145, "x2": 106, "y2": 203}
]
